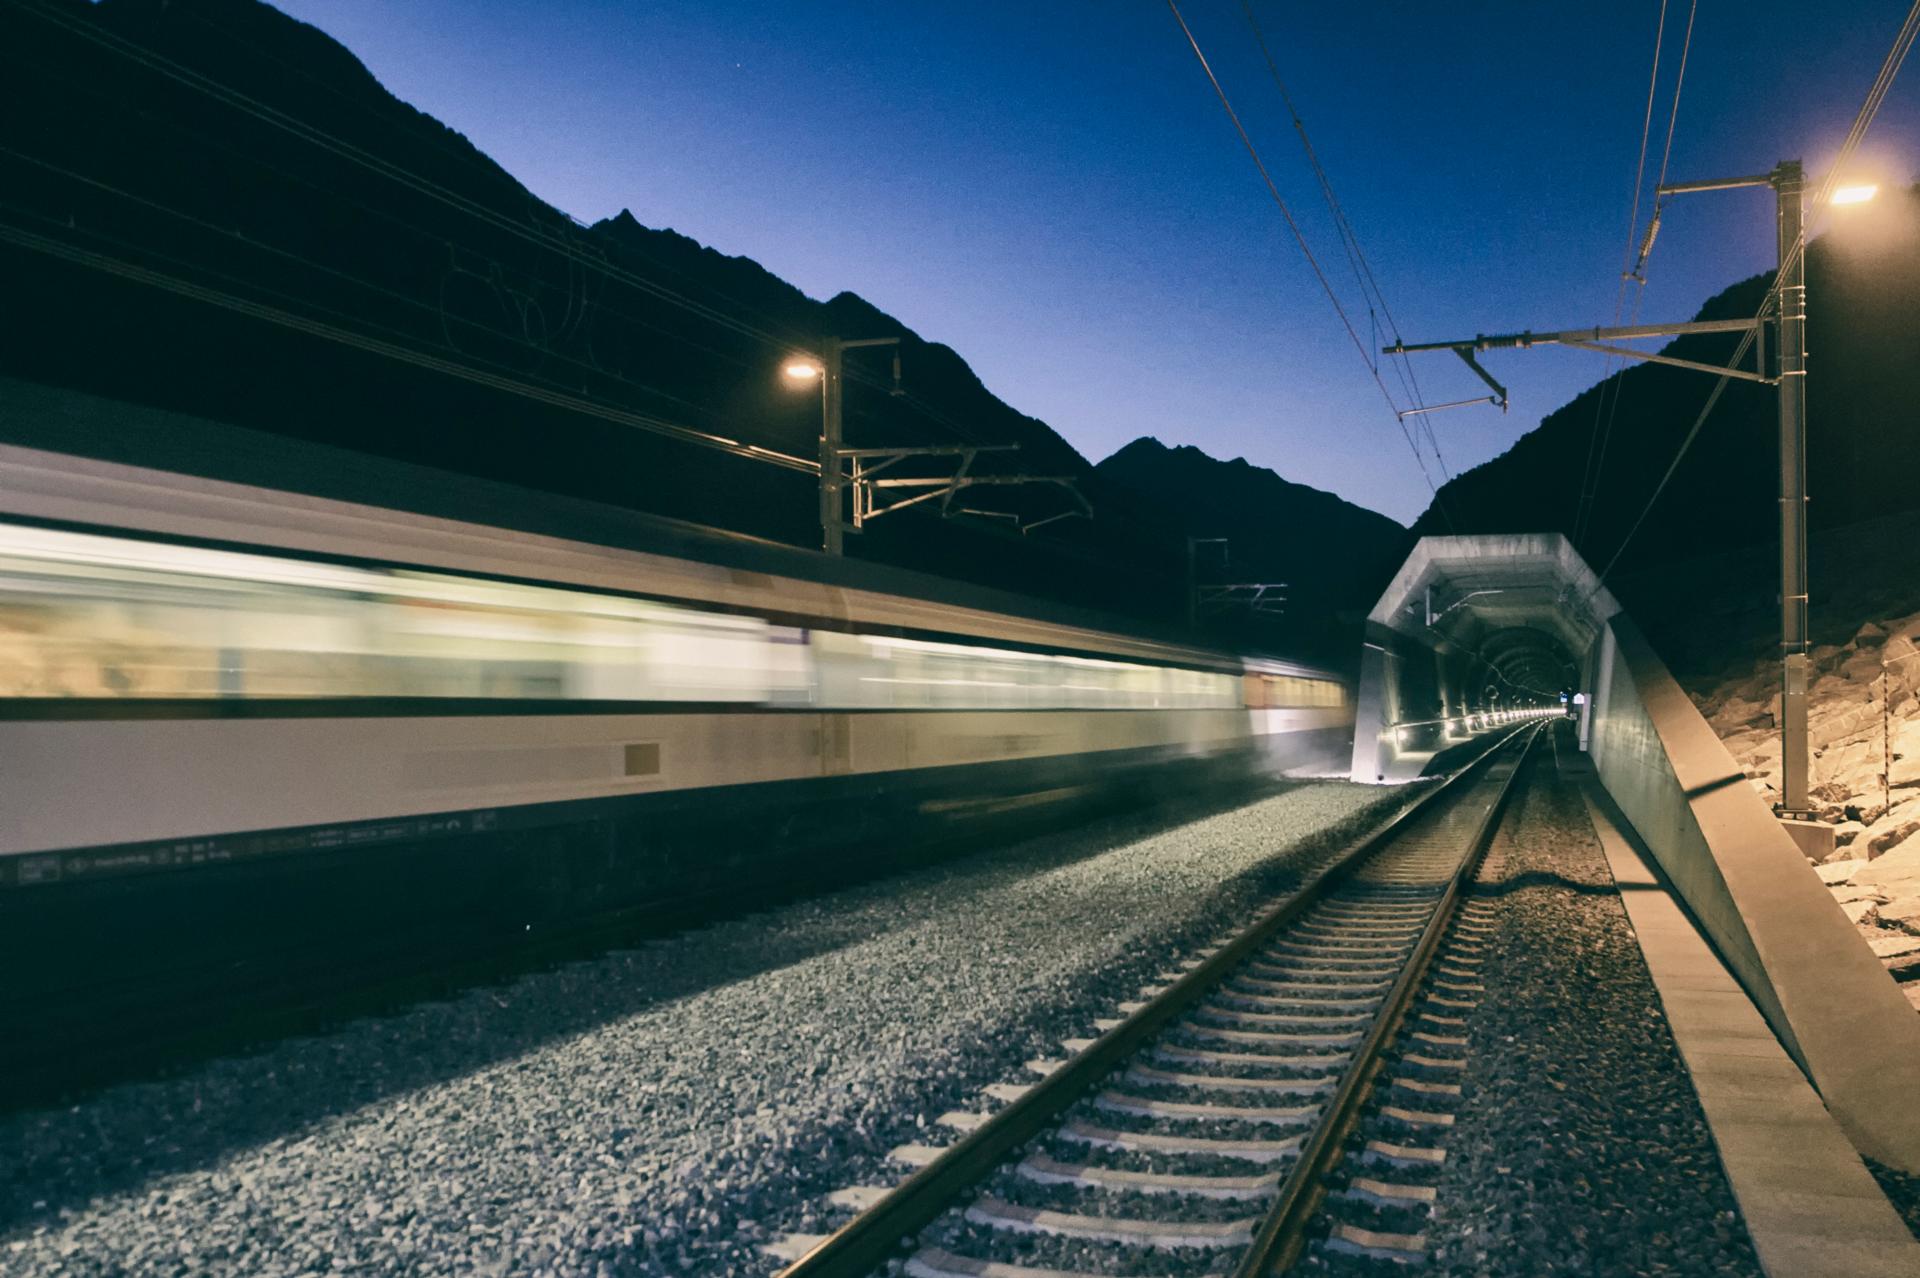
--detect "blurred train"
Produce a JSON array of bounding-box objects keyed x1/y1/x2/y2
[{"x1": 0, "y1": 380, "x2": 1355, "y2": 992}]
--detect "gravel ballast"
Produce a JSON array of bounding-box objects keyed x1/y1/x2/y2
[
  {"x1": 1411, "y1": 750, "x2": 1764, "y2": 1278},
  {"x1": 1, "y1": 780, "x2": 1396, "y2": 1276}
]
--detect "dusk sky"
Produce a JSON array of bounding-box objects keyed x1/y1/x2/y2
[{"x1": 270, "y1": 0, "x2": 1919, "y2": 525}]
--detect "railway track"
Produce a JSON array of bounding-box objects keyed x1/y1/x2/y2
[{"x1": 772, "y1": 723, "x2": 1540, "y2": 1278}]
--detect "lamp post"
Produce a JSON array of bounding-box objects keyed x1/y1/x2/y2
[
  {"x1": 1653, "y1": 162, "x2": 1877, "y2": 815},
  {"x1": 782, "y1": 336, "x2": 900, "y2": 555},
  {"x1": 1390, "y1": 163, "x2": 1879, "y2": 814}
]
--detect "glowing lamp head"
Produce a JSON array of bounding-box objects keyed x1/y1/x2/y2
[
  {"x1": 782, "y1": 358, "x2": 823, "y2": 382},
  {"x1": 1830, "y1": 184, "x2": 1879, "y2": 206}
]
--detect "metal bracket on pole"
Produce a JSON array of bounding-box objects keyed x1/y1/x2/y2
[
  {"x1": 1196, "y1": 582, "x2": 1290, "y2": 617},
  {"x1": 1555, "y1": 337, "x2": 1775, "y2": 384},
  {"x1": 1453, "y1": 348, "x2": 1508, "y2": 411},
  {"x1": 809, "y1": 333, "x2": 1091, "y2": 546},
  {"x1": 1397, "y1": 393, "x2": 1502, "y2": 420},
  {"x1": 1383, "y1": 316, "x2": 1769, "y2": 411},
  {"x1": 839, "y1": 443, "x2": 1091, "y2": 535}
]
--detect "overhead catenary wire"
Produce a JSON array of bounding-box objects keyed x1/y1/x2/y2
[
  {"x1": 1571, "y1": 0, "x2": 1670, "y2": 553},
  {"x1": 0, "y1": 144, "x2": 764, "y2": 434},
  {"x1": 7, "y1": 0, "x2": 1031, "y2": 470},
  {"x1": 1165, "y1": 0, "x2": 1453, "y2": 526},
  {"x1": 1235, "y1": 0, "x2": 1455, "y2": 492},
  {"x1": 0, "y1": 219, "x2": 820, "y2": 474},
  {"x1": 8, "y1": 0, "x2": 813, "y2": 356},
  {"x1": 1588, "y1": 0, "x2": 1920, "y2": 590},
  {"x1": 10, "y1": 0, "x2": 996, "y2": 447},
  {"x1": 1578, "y1": 0, "x2": 1699, "y2": 556},
  {"x1": 0, "y1": 62, "x2": 815, "y2": 396}
]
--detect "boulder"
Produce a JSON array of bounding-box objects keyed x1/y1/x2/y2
[
  {"x1": 1814, "y1": 736, "x2": 1881, "y2": 798},
  {"x1": 1841, "y1": 645, "x2": 1890, "y2": 683},
  {"x1": 1818, "y1": 859, "x2": 1867, "y2": 884},
  {"x1": 1889, "y1": 718, "x2": 1920, "y2": 790},
  {"x1": 1832, "y1": 820, "x2": 1867, "y2": 848},
  {"x1": 1871, "y1": 822, "x2": 1920, "y2": 860},
  {"x1": 1867, "y1": 933, "x2": 1920, "y2": 959},
  {"x1": 1855, "y1": 620, "x2": 1890, "y2": 649},
  {"x1": 1866, "y1": 817, "x2": 1912, "y2": 855},
  {"x1": 1709, "y1": 695, "x2": 1774, "y2": 734},
  {"x1": 1855, "y1": 837, "x2": 1920, "y2": 897},
  {"x1": 1880, "y1": 897, "x2": 1920, "y2": 936},
  {"x1": 1843, "y1": 899, "x2": 1879, "y2": 924},
  {"x1": 1857, "y1": 796, "x2": 1920, "y2": 858}
]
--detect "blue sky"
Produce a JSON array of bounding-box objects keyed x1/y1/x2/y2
[{"x1": 270, "y1": 0, "x2": 1920, "y2": 524}]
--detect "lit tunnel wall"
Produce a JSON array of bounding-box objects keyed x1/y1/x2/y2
[
  {"x1": 1350, "y1": 533, "x2": 1617, "y2": 783},
  {"x1": 1351, "y1": 532, "x2": 1920, "y2": 1172}
]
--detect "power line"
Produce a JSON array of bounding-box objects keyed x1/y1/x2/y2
[
  {"x1": 0, "y1": 218, "x2": 820, "y2": 474},
  {"x1": 0, "y1": 144, "x2": 755, "y2": 433},
  {"x1": 1571, "y1": 0, "x2": 1669, "y2": 552},
  {"x1": 1164, "y1": 0, "x2": 1451, "y2": 521},
  {"x1": 0, "y1": 12, "x2": 807, "y2": 394},
  {"x1": 20, "y1": 0, "x2": 1034, "y2": 454},
  {"x1": 10, "y1": 0, "x2": 814, "y2": 357},
  {"x1": 8, "y1": 1, "x2": 1025, "y2": 464},
  {"x1": 1235, "y1": 0, "x2": 1455, "y2": 499},
  {"x1": 1578, "y1": 0, "x2": 1699, "y2": 554},
  {"x1": 1590, "y1": 0, "x2": 1920, "y2": 589}
]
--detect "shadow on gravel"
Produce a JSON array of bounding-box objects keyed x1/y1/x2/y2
[
  {"x1": 0, "y1": 778, "x2": 1324, "y2": 1233},
  {"x1": 1471, "y1": 869, "x2": 1618, "y2": 898}
]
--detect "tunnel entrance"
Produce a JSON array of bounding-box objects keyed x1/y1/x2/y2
[{"x1": 1351, "y1": 533, "x2": 1619, "y2": 782}]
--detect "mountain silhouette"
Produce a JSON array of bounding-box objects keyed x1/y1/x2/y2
[
  {"x1": 0, "y1": 0, "x2": 1417, "y2": 655},
  {"x1": 1094, "y1": 438, "x2": 1409, "y2": 660},
  {"x1": 8, "y1": 0, "x2": 1912, "y2": 665}
]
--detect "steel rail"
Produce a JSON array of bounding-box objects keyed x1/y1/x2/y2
[
  {"x1": 1235, "y1": 720, "x2": 1541, "y2": 1276},
  {"x1": 773, "y1": 722, "x2": 1537, "y2": 1278}
]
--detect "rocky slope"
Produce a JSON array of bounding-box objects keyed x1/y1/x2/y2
[{"x1": 1676, "y1": 510, "x2": 1920, "y2": 1010}]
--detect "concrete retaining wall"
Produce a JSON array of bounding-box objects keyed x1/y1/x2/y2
[{"x1": 1589, "y1": 614, "x2": 1920, "y2": 1172}]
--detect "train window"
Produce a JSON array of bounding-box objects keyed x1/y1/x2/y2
[
  {"x1": 0, "y1": 523, "x2": 1243, "y2": 713},
  {"x1": 0, "y1": 522, "x2": 774, "y2": 703},
  {"x1": 1242, "y1": 671, "x2": 1346, "y2": 709}
]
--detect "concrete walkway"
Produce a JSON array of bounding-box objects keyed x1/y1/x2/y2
[{"x1": 1577, "y1": 780, "x2": 1920, "y2": 1277}]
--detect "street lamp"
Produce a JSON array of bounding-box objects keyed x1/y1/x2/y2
[
  {"x1": 1654, "y1": 162, "x2": 1876, "y2": 816},
  {"x1": 780, "y1": 337, "x2": 900, "y2": 555}
]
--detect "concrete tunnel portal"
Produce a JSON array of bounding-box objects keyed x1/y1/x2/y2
[
  {"x1": 1351, "y1": 533, "x2": 1619, "y2": 783},
  {"x1": 1347, "y1": 531, "x2": 1920, "y2": 1176}
]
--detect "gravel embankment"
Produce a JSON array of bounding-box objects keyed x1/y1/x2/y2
[
  {"x1": 1, "y1": 780, "x2": 1397, "y2": 1277},
  {"x1": 1416, "y1": 753, "x2": 1763, "y2": 1277}
]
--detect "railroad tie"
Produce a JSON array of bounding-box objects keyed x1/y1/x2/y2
[
  {"x1": 1056, "y1": 1118, "x2": 1304, "y2": 1163},
  {"x1": 964, "y1": 1196, "x2": 1259, "y2": 1249},
  {"x1": 905, "y1": 1247, "x2": 1112, "y2": 1278},
  {"x1": 1324, "y1": 1221, "x2": 1430, "y2": 1262},
  {"x1": 1015, "y1": 1153, "x2": 1281, "y2": 1201}
]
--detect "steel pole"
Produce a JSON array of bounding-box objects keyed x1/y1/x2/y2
[
  {"x1": 1773, "y1": 161, "x2": 1811, "y2": 813},
  {"x1": 820, "y1": 337, "x2": 845, "y2": 555}
]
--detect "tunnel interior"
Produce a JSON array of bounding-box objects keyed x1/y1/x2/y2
[{"x1": 1351, "y1": 534, "x2": 1621, "y2": 782}]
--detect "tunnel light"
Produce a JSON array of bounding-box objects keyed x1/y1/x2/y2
[
  {"x1": 782, "y1": 358, "x2": 823, "y2": 381},
  {"x1": 1830, "y1": 184, "x2": 1879, "y2": 206}
]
